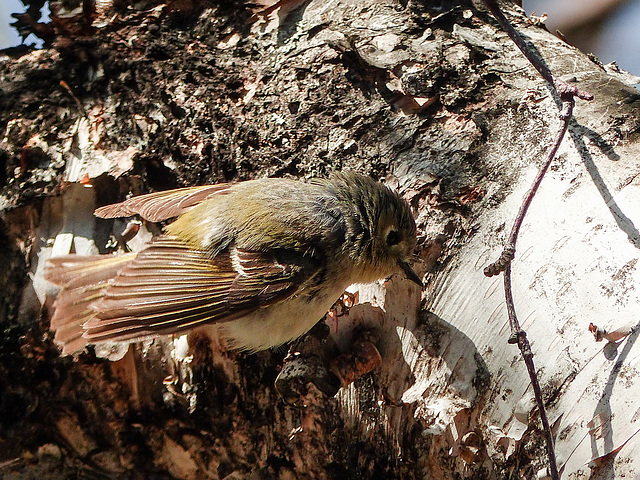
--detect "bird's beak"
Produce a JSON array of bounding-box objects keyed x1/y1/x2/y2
[{"x1": 398, "y1": 260, "x2": 423, "y2": 288}]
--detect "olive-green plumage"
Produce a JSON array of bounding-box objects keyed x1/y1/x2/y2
[{"x1": 46, "y1": 172, "x2": 420, "y2": 354}]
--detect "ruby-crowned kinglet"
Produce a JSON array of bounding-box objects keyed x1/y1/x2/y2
[{"x1": 46, "y1": 172, "x2": 421, "y2": 355}]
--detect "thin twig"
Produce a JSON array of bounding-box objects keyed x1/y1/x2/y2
[
  {"x1": 484, "y1": 100, "x2": 574, "y2": 277},
  {"x1": 481, "y1": 0, "x2": 593, "y2": 102},
  {"x1": 503, "y1": 265, "x2": 558, "y2": 479},
  {"x1": 479, "y1": 2, "x2": 594, "y2": 479}
]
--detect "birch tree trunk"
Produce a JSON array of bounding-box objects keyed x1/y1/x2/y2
[{"x1": 1, "y1": 0, "x2": 640, "y2": 479}]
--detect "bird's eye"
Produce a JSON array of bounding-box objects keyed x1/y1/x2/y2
[{"x1": 386, "y1": 230, "x2": 400, "y2": 246}]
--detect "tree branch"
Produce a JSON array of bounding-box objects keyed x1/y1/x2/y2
[{"x1": 480, "y1": 2, "x2": 595, "y2": 479}]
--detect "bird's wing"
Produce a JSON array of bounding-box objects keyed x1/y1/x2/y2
[
  {"x1": 47, "y1": 253, "x2": 138, "y2": 354},
  {"x1": 80, "y1": 236, "x2": 321, "y2": 345},
  {"x1": 94, "y1": 184, "x2": 232, "y2": 222}
]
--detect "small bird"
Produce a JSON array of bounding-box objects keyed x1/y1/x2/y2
[{"x1": 46, "y1": 172, "x2": 421, "y2": 355}]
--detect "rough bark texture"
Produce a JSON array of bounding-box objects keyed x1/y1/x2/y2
[{"x1": 1, "y1": 0, "x2": 640, "y2": 479}]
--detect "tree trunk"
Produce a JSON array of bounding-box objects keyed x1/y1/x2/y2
[{"x1": 1, "y1": 0, "x2": 640, "y2": 478}]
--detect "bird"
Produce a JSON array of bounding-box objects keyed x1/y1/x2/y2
[{"x1": 45, "y1": 171, "x2": 421, "y2": 355}]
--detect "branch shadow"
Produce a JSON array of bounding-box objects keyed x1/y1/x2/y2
[
  {"x1": 477, "y1": 17, "x2": 640, "y2": 474},
  {"x1": 567, "y1": 122, "x2": 640, "y2": 249},
  {"x1": 588, "y1": 320, "x2": 640, "y2": 478},
  {"x1": 499, "y1": 23, "x2": 640, "y2": 249}
]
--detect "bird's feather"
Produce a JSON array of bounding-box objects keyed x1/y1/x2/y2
[
  {"x1": 47, "y1": 253, "x2": 137, "y2": 353},
  {"x1": 94, "y1": 184, "x2": 232, "y2": 222},
  {"x1": 47, "y1": 236, "x2": 321, "y2": 352}
]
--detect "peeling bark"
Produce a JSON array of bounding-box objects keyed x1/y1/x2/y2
[{"x1": 1, "y1": 0, "x2": 640, "y2": 479}]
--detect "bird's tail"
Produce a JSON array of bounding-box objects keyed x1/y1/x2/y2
[{"x1": 45, "y1": 253, "x2": 137, "y2": 355}]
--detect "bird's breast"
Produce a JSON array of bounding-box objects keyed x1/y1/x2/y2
[{"x1": 213, "y1": 283, "x2": 347, "y2": 352}]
